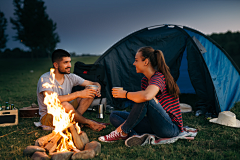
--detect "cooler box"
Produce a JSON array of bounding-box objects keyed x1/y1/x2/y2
[{"x1": 0, "y1": 109, "x2": 19, "y2": 127}]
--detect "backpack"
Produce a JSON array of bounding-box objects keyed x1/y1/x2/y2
[{"x1": 72, "y1": 61, "x2": 106, "y2": 98}]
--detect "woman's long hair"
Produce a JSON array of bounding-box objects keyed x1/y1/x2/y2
[{"x1": 138, "y1": 46, "x2": 180, "y2": 98}]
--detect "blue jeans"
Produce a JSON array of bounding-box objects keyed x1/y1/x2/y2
[{"x1": 110, "y1": 99, "x2": 180, "y2": 138}]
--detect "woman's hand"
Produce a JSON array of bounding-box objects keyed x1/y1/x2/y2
[{"x1": 112, "y1": 88, "x2": 127, "y2": 98}]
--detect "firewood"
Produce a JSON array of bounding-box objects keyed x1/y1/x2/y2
[
  {"x1": 35, "y1": 132, "x2": 55, "y2": 147},
  {"x1": 69, "y1": 124, "x2": 89, "y2": 150},
  {"x1": 44, "y1": 132, "x2": 62, "y2": 153},
  {"x1": 79, "y1": 131, "x2": 89, "y2": 148}
]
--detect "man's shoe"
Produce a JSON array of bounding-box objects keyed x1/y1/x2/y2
[
  {"x1": 98, "y1": 130, "x2": 127, "y2": 142},
  {"x1": 125, "y1": 134, "x2": 149, "y2": 147}
]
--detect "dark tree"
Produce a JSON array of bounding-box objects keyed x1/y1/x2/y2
[
  {"x1": 0, "y1": 10, "x2": 8, "y2": 51},
  {"x1": 209, "y1": 31, "x2": 240, "y2": 69},
  {"x1": 10, "y1": 0, "x2": 60, "y2": 58}
]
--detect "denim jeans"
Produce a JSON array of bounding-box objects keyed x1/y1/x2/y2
[{"x1": 110, "y1": 99, "x2": 180, "y2": 138}]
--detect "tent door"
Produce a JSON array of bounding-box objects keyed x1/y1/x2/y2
[{"x1": 177, "y1": 49, "x2": 195, "y2": 94}]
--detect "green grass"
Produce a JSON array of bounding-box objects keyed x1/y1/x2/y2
[{"x1": 0, "y1": 57, "x2": 240, "y2": 160}]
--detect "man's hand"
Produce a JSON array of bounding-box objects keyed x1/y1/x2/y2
[
  {"x1": 93, "y1": 82, "x2": 101, "y2": 97},
  {"x1": 81, "y1": 80, "x2": 101, "y2": 97},
  {"x1": 78, "y1": 88, "x2": 97, "y2": 99}
]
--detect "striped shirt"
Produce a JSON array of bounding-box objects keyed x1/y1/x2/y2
[{"x1": 141, "y1": 71, "x2": 183, "y2": 132}]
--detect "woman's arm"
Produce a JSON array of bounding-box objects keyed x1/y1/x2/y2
[{"x1": 112, "y1": 85, "x2": 160, "y2": 103}]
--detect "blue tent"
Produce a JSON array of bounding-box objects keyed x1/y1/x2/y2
[{"x1": 95, "y1": 24, "x2": 240, "y2": 114}]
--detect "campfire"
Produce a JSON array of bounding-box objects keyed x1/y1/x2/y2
[{"x1": 23, "y1": 68, "x2": 101, "y2": 159}]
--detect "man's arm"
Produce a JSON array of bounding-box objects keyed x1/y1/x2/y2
[{"x1": 42, "y1": 87, "x2": 97, "y2": 103}]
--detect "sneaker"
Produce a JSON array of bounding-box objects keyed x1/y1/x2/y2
[
  {"x1": 98, "y1": 130, "x2": 128, "y2": 142},
  {"x1": 125, "y1": 134, "x2": 149, "y2": 147}
]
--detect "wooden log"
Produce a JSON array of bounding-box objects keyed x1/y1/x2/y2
[
  {"x1": 44, "y1": 132, "x2": 62, "y2": 153},
  {"x1": 35, "y1": 132, "x2": 55, "y2": 147},
  {"x1": 69, "y1": 124, "x2": 89, "y2": 150},
  {"x1": 79, "y1": 131, "x2": 89, "y2": 148}
]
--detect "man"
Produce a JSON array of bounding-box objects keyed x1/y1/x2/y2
[{"x1": 37, "y1": 49, "x2": 106, "y2": 131}]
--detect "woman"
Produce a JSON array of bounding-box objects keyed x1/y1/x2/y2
[{"x1": 98, "y1": 46, "x2": 183, "y2": 147}]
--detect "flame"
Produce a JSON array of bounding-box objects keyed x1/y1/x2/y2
[
  {"x1": 42, "y1": 83, "x2": 55, "y2": 89},
  {"x1": 75, "y1": 123, "x2": 81, "y2": 134},
  {"x1": 42, "y1": 68, "x2": 81, "y2": 152}
]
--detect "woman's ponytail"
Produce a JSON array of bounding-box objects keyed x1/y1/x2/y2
[
  {"x1": 155, "y1": 50, "x2": 180, "y2": 98},
  {"x1": 138, "y1": 47, "x2": 180, "y2": 98}
]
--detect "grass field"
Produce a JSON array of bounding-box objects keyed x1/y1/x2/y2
[{"x1": 0, "y1": 57, "x2": 240, "y2": 160}]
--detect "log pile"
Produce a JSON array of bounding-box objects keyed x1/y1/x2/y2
[{"x1": 23, "y1": 124, "x2": 101, "y2": 160}]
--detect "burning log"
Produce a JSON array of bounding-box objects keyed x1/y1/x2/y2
[
  {"x1": 24, "y1": 68, "x2": 100, "y2": 159},
  {"x1": 44, "y1": 132, "x2": 62, "y2": 153},
  {"x1": 69, "y1": 124, "x2": 89, "y2": 150},
  {"x1": 35, "y1": 132, "x2": 55, "y2": 147}
]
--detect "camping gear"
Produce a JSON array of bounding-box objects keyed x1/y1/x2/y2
[
  {"x1": 94, "y1": 24, "x2": 240, "y2": 115},
  {"x1": 86, "y1": 85, "x2": 99, "y2": 91},
  {"x1": 96, "y1": 104, "x2": 104, "y2": 119},
  {"x1": 19, "y1": 104, "x2": 40, "y2": 118},
  {"x1": 0, "y1": 109, "x2": 18, "y2": 127},
  {"x1": 125, "y1": 126, "x2": 197, "y2": 147},
  {"x1": 209, "y1": 111, "x2": 240, "y2": 128},
  {"x1": 87, "y1": 98, "x2": 107, "y2": 112},
  {"x1": 72, "y1": 61, "x2": 106, "y2": 98},
  {"x1": 179, "y1": 103, "x2": 192, "y2": 113}
]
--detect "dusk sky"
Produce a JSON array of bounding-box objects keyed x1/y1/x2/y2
[{"x1": 1, "y1": 0, "x2": 240, "y2": 55}]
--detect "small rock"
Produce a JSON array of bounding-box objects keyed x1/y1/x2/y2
[
  {"x1": 31, "y1": 151, "x2": 50, "y2": 160},
  {"x1": 23, "y1": 145, "x2": 46, "y2": 156},
  {"x1": 84, "y1": 141, "x2": 101, "y2": 156},
  {"x1": 71, "y1": 150, "x2": 95, "y2": 160},
  {"x1": 51, "y1": 151, "x2": 74, "y2": 160}
]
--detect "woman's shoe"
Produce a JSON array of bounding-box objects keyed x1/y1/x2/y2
[
  {"x1": 125, "y1": 134, "x2": 149, "y2": 147},
  {"x1": 98, "y1": 130, "x2": 128, "y2": 142}
]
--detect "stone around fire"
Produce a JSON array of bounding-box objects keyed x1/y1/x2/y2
[
  {"x1": 31, "y1": 151, "x2": 50, "y2": 160},
  {"x1": 23, "y1": 145, "x2": 46, "y2": 156},
  {"x1": 51, "y1": 151, "x2": 74, "y2": 160},
  {"x1": 84, "y1": 141, "x2": 101, "y2": 156}
]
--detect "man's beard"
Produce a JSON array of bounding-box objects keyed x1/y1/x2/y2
[{"x1": 58, "y1": 67, "x2": 71, "y2": 74}]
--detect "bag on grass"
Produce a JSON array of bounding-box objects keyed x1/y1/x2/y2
[{"x1": 72, "y1": 61, "x2": 106, "y2": 98}]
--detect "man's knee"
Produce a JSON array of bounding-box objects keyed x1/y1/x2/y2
[{"x1": 62, "y1": 102, "x2": 75, "y2": 113}]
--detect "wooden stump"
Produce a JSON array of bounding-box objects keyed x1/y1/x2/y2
[{"x1": 69, "y1": 124, "x2": 89, "y2": 150}]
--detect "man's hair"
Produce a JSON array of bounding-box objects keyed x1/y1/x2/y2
[{"x1": 51, "y1": 49, "x2": 71, "y2": 63}]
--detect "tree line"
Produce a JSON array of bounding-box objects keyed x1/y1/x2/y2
[
  {"x1": 0, "y1": 0, "x2": 59, "y2": 59},
  {"x1": 208, "y1": 31, "x2": 240, "y2": 68},
  {"x1": 0, "y1": 0, "x2": 239, "y2": 64}
]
